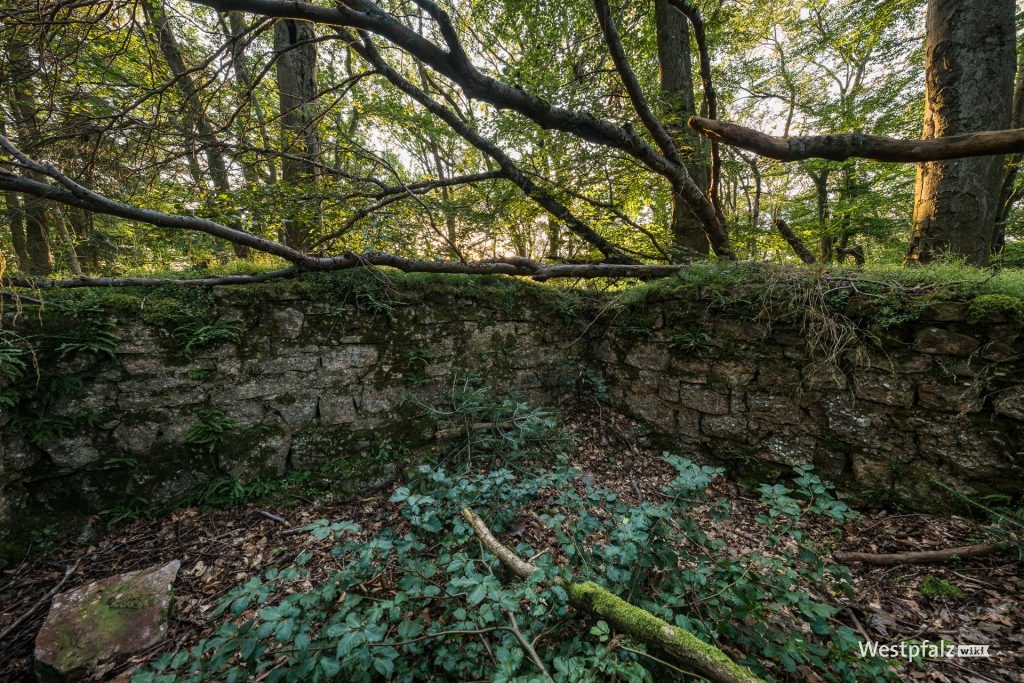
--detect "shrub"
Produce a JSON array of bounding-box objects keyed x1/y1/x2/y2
[{"x1": 136, "y1": 457, "x2": 894, "y2": 682}]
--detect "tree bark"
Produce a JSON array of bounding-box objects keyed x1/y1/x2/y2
[
  {"x1": 227, "y1": 11, "x2": 278, "y2": 185},
  {"x1": 834, "y1": 541, "x2": 998, "y2": 566},
  {"x1": 50, "y1": 207, "x2": 83, "y2": 276},
  {"x1": 7, "y1": 40, "x2": 52, "y2": 275},
  {"x1": 655, "y1": 0, "x2": 709, "y2": 259},
  {"x1": 907, "y1": 0, "x2": 1016, "y2": 266},
  {"x1": 275, "y1": 18, "x2": 322, "y2": 248},
  {"x1": 773, "y1": 219, "x2": 816, "y2": 264},
  {"x1": 689, "y1": 116, "x2": 1024, "y2": 163},
  {"x1": 141, "y1": 0, "x2": 250, "y2": 258},
  {"x1": 994, "y1": 47, "x2": 1024, "y2": 250},
  {"x1": 461, "y1": 507, "x2": 764, "y2": 683},
  {"x1": 3, "y1": 189, "x2": 29, "y2": 271}
]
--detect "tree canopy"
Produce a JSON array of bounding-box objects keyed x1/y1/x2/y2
[{"x1": 1, "y1": 0, "x2": 1022, "y2": 283}]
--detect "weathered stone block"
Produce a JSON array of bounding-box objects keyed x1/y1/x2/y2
[
  {"x1": 852, "y1": 371, "x2": 915, "y2": 407},
  {"x1": 757, "y1": 364, "x2": 801, "y2": 388},
  {"x1": 757, "y1": 433, "x2": 815, "y2": 467},
  {"x1": 993, "y1": 386, "x2": 1024, "y2": 421},
  {"x1": 43, "y1": 436, "x2": 101, "y2": 469},
  {"x1": 917, "y1": 382, "x2": 983, "y2": 413},
  {"x1": 747, "y1": 392, "x2": 803, "y2": 425},
  {"x1": 319, "y1": 394, "x2": 358, "y2": 425},
  {"x1": 821, "y1": 395, "x2": 913, "y2": 455},
  {"x1": 701, "y1": 414, "x2": 750, "y2": 443},
  {"x1": 678, "y1": 384, "x2": 729, "y2": 415},
  {"x1": 709, "y1": 361, "x2": 756, "y2": 387},
  {"x1": 921, "y1": 301, "x2": 968, "y2": 322},
  {"x1": 321, "y1": 345, "x2": 380, "y2": 371},
  {"x1": 272, "y1": 307, "x2": 304, "y2": 339},
  {"x1": 669, "y1": 357, "x2": 710, "y2": 384},
  {"x1": 35, "y1": 560, "x2": 180, "y2": 683},
  {"x1": 913, "y1": 328, "x2": 980, "y2": 356},
  {"x1": 625, "y1": 345, "x2": 669, "y2": 371}
]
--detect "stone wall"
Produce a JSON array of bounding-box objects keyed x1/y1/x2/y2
[
  {"x1": 594, "y1": 292, "x2": 1023, "y2": 510},
  {"x1": 2, "y1": 273, "x2": 1022, "y2": 555}
]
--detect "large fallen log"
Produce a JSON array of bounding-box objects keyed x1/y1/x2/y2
[
  {"x1": 460, "y1": 507, "x2": 764, "y2": 683},
  {"x1": 688, "y1": 116, "x2": 1024, "y2": 163}
]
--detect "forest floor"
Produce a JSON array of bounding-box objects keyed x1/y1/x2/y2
[{"x1": 0, "y1": 402, "x2": 1021, "y2": 682}]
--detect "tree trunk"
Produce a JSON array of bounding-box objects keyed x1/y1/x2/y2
[
  {"x1": 227, "y1": 11, "x2": 278, "y2": 185},
  {"x1": 809, "y1": 168, "x2": 831, "y2": 261},
  {"x1": 907, "y1": 0, "x2": 1015, "y2": 266},
  {"x1": 994, "y1": 47, "x2": 1024, "y2": 251},
  {"x1": 50, "y1": 206, "x2": 83, "y2": 276},
  {"x1": 142, "y1": 0, "x2": 249, "y2": 258},
  {"x1": 3, "y1": 188, "x2": 30, "y2": 272},
  {"x1": 654, "y1": 0, "x2": 709, "y2": 260},
  {"x1": 275, "y1": 19, "x2": 322, "y2": 249},
  {"x1": 7, "y1": 39, "x2": 53, "y2": 276}
]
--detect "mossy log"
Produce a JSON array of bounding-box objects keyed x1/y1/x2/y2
[{"x1": 460, "y1": 507, "x2": 765, "y2": 683}]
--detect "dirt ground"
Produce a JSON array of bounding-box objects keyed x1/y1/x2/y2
[{"x1": 1, "y1": 403, "x2": 1021, "y2": 682}]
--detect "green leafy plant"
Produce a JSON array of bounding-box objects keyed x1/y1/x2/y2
[
  {"x1": 185, "y1": 409, "x2": 237, "y2": 454},
  {"x1": 138, "y1": 457, "x2": 894, "y2": 683},
  {"x1": 919, "y1": 575, "x2": 964, "y2": 600},
  {"x1": 423, "y1": 376, "x2": 567, "y2": 472},
  {"x1": 669, "y1": 329, "x2": 714, "y2": 352},
  {"x1": 0, "y1": 335, "x2": 28, "y2": 382},
  {"x1": 174, "y1": 320, "x2": 244, "y2": 358},
  {"x1": 99, "y1": 496, "x2": 152, "y2": 529},
  {"x1": 56, "y1": 329, "x2": 119, "y2": 361}
]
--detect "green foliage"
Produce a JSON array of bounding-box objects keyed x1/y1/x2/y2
[
  {"x1": 99, "y1": 496, "x2": 152, "y2": 529},
  {"x1": 174, "y1": 320, "x2": 244, "y2": 358},
  {"x1": 425, "y1": 375, "x2": 567, "y2": 472},
  {"x1": 669, "y1": 329, "x2": 714, "y2": 352},
  {"x1": 301, "y1": 270, "x2": 399, "y2": 315},
  {"x1": 137, "y1": 456, "x2": 893, "y2": 683},
  {"x1": 0, "y1": 333, "x2": 29, "y2": 383},
  {"x1": 56, "y1": 329, "x2": 119, "y2": 361},
  {"x1": 184, "y1": 409, "x2": 237, "y2": 454},
  {"x1": 188, "y1": 476, "x2": 278, "y2": 509},
  {"x1": 919, "y1": 575, "x2": 964, "y2": 600},
  {"x1": 967, "y1": 294, "x2": 1023, "y2": 324}
]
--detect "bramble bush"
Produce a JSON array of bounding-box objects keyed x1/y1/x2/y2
[{"x1": 135, "y1": 454, "x2": 894, "y2": 682}]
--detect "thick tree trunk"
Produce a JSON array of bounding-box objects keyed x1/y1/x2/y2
[
  {"x1": 773, "y1": 219, "x2": 816, "y2": 264},
  {"x1": 907, "y1": 0, "x2": 1015, "y2": 266},
  {"x1": 654, "y1": 0, "x2": 709, "y2": 260},
  {"x1": 275, "y1": 19, "x2": 322, "y2": 249},
  {"x1": 20, "y1": 198, "x2": 52, "y2": 276}
]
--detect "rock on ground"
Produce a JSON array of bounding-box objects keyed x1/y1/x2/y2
[{"x1": 34, "y1": 560, "x2": 180, "y2": 682}]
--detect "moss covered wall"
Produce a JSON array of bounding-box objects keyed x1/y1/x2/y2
[{"x1": 1, "y1": 267, "x2": 1022, "y2": 555}]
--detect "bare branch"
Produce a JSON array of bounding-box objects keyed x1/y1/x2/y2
[
  {"x1": 594, "y1": 0, "x2": 679, "y2": 161},
  {"x1": 348, "y1": 32, "x2": 635, "y2": 263}
]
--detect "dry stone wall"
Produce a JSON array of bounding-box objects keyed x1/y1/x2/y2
[{"x1": 1, "y1": 273, "x2": 1022, "y2": 556}]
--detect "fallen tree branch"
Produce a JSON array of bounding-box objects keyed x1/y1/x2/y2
[
  {"x1": 460, "y1": 507, "x2": 764, "y2": 683},
  {"x1": 689, "y1": 116, "x2": 1024, "y2": 162},
  {"x1": 833, "y1": 541, "x2": 1000, "y2": 566},
  {"x1": 2, "y1": 256, "x2": 687, "y2": 292},
  {"x1": 0, "y1": 559, "x2": 81, "y2": 643}
]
